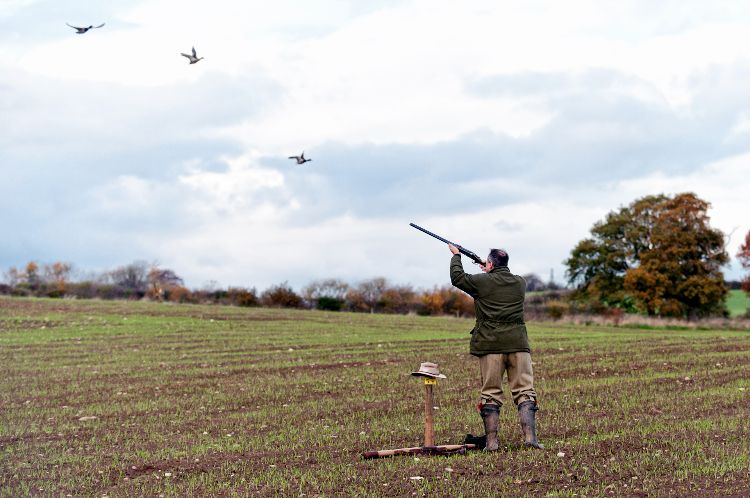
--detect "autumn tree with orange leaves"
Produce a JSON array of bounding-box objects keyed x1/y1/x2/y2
[
  {"x1": 147, "y1": 266, "x2": 185, "y2": 301},
  {"x1": 44, "y1": 262, "x2": 72, "y2": 295},
  {"x1": 566, "y1": 193, "x2": 728, "y2": 318}
]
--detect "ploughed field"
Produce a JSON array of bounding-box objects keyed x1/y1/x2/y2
[{"x1": 1, "y1": 297, "x2": 749, "y2": 497}]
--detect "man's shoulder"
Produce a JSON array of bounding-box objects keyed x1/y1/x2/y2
[{"x1": 489, "y1": 270, "x2": 526, "y2": 286}]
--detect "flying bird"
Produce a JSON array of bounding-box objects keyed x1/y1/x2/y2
[
  {"x1": 66, "y1": 23, "x2": 105, "y2": 34},
  {"x1": 181, "y1": 46, "x2": 204, "y2": 64},
  {"x1": 288, "y1": 152, "x2": 312, "y2": 164}
]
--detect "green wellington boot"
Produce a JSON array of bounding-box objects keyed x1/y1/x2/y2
[
  {"x1": 480, "y1": 403, "x2": 500, "y2": 452},
  {"x1": 518, "y1": 400, "x2": 544, "y2": 449}
]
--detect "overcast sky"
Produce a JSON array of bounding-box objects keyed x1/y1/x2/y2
[{"x1": 2, "y1": 0, "x2": 749, "y2": 290}]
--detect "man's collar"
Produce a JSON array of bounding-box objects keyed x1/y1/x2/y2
[{"x1": 490, "y1": 266, "x2": 510, "y2": 273}]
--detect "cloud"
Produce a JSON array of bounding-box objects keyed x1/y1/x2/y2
[
  {"x1": 0, "y1": 62, "x2": 283, "y2": 231},
  {"x1": 0, "y1": 66, "x2": 279, "y2": 157},
  {"x1": 241, "y1": 64, "x2": 750, "y2": 229}
]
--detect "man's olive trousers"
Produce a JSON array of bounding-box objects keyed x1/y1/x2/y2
[{"x1": 478, "y1": 352, "x2": 537, "y2": 407}]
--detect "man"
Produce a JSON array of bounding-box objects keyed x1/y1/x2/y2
[{"x1": 448, "y1": 244, "x2": 543, "y2": 451}]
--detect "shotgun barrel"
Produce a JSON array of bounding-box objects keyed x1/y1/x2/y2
[{"x1": 409, "y1": 223, "x2": 485, "y2": 265}]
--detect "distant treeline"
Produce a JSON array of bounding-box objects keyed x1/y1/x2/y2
[
  {"x1": 3, "y1": 258, "x2": 747, "y2": 321},
  {"x1": 0, "y1": 260, "x2": 570, "y2": 318}
]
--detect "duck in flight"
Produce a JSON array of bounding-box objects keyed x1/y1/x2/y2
[
  {"x1": 66, "y1": 23, "x2": 105, "y2": 34},
  {"x1": 181, "y1": 46, "x2": 204, "y2": 64},
  {"x1": 288, "y1": 152, "x2": 312, "y2": 164}
]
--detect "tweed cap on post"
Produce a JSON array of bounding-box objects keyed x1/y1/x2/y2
[{"x1": 410, "y1": 362, "x2": 447, "y2": 379}]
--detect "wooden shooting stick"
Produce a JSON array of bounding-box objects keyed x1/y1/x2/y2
[
  {"x1": 423, "y1": 377, "x2": 435, "y2": 446},
  {"x1": 362, "y1": 376, "x2": 477, "y2": 459}
]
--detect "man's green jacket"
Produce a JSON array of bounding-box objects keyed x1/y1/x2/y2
[{"x1": 450, "y1": 254, "x2": 530, "y2": 356}]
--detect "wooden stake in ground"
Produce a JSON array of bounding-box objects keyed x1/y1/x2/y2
[
  {"x1": 423, "y1": 377, "x2": 436, "y2": 447},
  {"x1": 361, "y1": 362, "x2": 477, "y2": 459}
]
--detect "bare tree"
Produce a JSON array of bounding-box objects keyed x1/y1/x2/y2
[
  {"x1": 3, "y1": 266, "x2": 20, "y2": 286},
  {"x1": 302, "y1": 278, "x2": 349, "y2": 309},
  {"x1": 107, "y1": 261, "x2": 150, "y2": 297},
  {"x1": 523, "y1": 273, "x2": 546, "y2": 292},
  {"x1": 351, "y1": 277, "x2": 388, "y2": 313}
]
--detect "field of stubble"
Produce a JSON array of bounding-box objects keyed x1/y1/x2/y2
[{"x1": 1, "y1": 296, "x2": 749, "y2": 497}]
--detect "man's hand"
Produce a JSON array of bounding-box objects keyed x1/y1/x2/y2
[{"x1": 448, "y1": 244, "x2": 460, "y2": 255}]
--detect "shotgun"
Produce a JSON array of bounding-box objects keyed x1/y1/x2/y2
[{"x1": 409, "y1": 223, "x2": 485, "y2": 266}]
